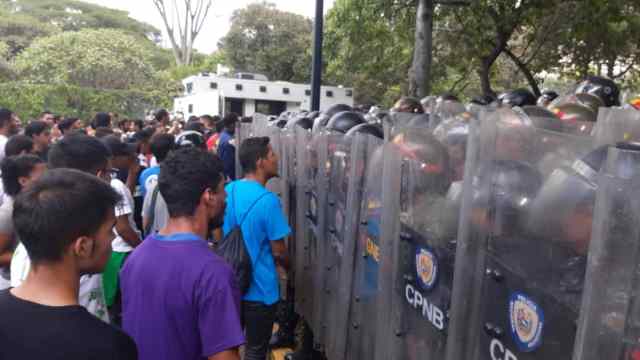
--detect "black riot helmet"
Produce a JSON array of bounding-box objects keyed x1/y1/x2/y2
[
  {"x1": 519, "y1": 106, "x2": 564, "y2": 132},
  {"x1": 472, "y1": 160, "x2": 543, "y2": 236},
  {"x1": 499, "y1": 88, "x2": 537, "y2": 108},
  {"x1": 325, "y1": 111, "x2": 366, "y2": 134},
  {"x1": 537, "y1": 89, "x2": 559, "y2": 107},
  {"x1": 287, "y1": 116, "x2": 314, "y2": 131},
  {"x1": 175, "y1": 130, "x2": 206, "y2": 150},
  {"x1": 574, "y1": 75, "x2": 620, "y2": 107},
  {"x1": 312, "y1": 104, "x2": 353, "y2": 133},
  {"x1": 527, "y1": 142, "x2": 640, "y2": 255},
  {"x1": 470, "y1": 94, "x2": 497, "y2": 106},
  {"x1": 345, "y1": 123, "x2": 384, "y2": 139}
]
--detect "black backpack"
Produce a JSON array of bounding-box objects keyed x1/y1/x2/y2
[{"x1": 215, "y1": 184, "x2": 268, "y2": 294}]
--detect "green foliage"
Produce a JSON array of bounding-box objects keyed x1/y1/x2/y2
[
  {"x1": 0, "y1": 0, "x2": 159, "y2": 38},
  {"x1": 219, "y1": 2, "x2": 313, "y2": 82},
  {"x1": 14, "y1": 29, "x2": 157, "y2": 90},
  {"x1": 324, "y1": 0, "x2": 416, "y2": 106},
  {"x1": 0, "y1": 82, "x2": 166, "y2": 121}
]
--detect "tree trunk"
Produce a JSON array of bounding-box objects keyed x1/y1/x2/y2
[
  {"x1": 504, "y1": 48, "x2": 541, "y2": 97},
  {"x1": 408, "y1": 0, "x2": 434, "y2": 99},
  {"x1": 478, "y1": 59, "x2": 494, "y2": 98}
]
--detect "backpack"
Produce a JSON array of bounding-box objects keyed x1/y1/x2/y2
[{"x1": 215, "y1": 184, "x2": 269, "y2": 294}]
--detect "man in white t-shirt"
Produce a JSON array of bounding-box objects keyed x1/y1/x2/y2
[
  {"x1": 100, "y1": 136, "x2": 142, "y2": 324},
  {"x1": 0, "y1": 108, "x2": 20, "y2": 162}
]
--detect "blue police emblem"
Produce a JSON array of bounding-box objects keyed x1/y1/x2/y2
[
  {"x1": 415, "y1": 246, "x2": 438, "y2": 290},
  {"x1": 509, "y1": 291, "x2": 544, "y2": 352}
]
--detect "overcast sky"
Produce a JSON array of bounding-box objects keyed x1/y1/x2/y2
[{"x1": 84, "y1": 0, "x2": 335, "y2": 54}]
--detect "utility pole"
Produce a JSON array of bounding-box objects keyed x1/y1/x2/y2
[{"x1": 310, "y1": 0, "x2": 324, "y2": 111}]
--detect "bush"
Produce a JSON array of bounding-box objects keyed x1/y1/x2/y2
[{"x1": 0, "y1": 82, "x2": 167, "y2": 121}]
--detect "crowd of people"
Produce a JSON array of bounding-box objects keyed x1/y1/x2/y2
[
  {"x1": 0, "y1": 73, "x2": 637, "y2": 360},
  {"x1": 0, "y1": 108, "x2": 291, "y2": 360}
]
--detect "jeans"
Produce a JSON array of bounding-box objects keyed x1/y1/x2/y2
[{"x1": 242, "y1": 301, "x2": 277, "y2": 360}]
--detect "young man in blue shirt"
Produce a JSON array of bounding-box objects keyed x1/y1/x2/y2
[
  {"x1": 223, "y1": 137, "x2": 291, "y2": 360},
  {"x1": 217, "y1": 113, "x2": 239, "y2": 181}
]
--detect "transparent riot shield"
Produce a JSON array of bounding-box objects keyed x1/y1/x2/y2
[
  {"x1": 430, "y1": 100, "x2": 467, "y2": 130},
  {"x1": 446, "y1": 107, "x2": 595, "y2": 360},
  {"x1": 572, "y1": 144, "x2": 640, "y2": 360},
  {"x1": 592, "y1": 107, "x2": 640, "y2": 147},
  {"x1": 234, "y1": 121, "x2": 253, "y2": 179},
  {"x1": 323, "y1": 132, "x2": 381, "y2": 360},
  {"x1": 304, "y1": 131, "x2": 330, "y2": 348},
  {"x1": 251, "y1": 112, "x2": 271, "y2": 137},
  {"x1": 344, "y1": 139, "x2": 386, "y2": 360},
  {"x1": 382, "y1": 112, "x2": 430, "y2": 140},
  {"x1": 375, "y1": 125, "x2": 459, "y2": 360},
  {"x1": 294, "y1": 126, "x2": 314, "y2": 321}
]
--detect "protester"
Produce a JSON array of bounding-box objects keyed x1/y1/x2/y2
[
  {"x1": 58, "y1": 117, "x2": 84, "y2": 137},
  {"x1": 139, "y1": 133, "x2": 174, "y2": 198},
  {"x1": 0, "y1": 155, "x2": 46, "y2": 290},
  {"x1": 24, "y1": 120, "x2": 51, "y2": 160},
  {"x1": 0, "y1": 168, "x2": 138, "y2": 359},
  {"x1": 207, "y1": 117, "x2": 224, "y2": 152},
  {"x1": 0, "y1": 108, "x2": 20, "y2": 162},
  {"x1": 92, "y1": 112, "x2": 112, "y2": 129},
  {"x1": 101, "y1": 136, "x2": 143, "y2": 324},
  {"x1": 122, "y1": 147, "x2": 244, "y2": 360},
  {"x1": 5, "y1": 135, "x2": 34, "y2": 157},
  {"x1": 38, "y1": 111, "x2": 55, "y2": 126},
  {"x1": 11, "y1": 135, "x2": 113, "y2": 322},
  {"x1": 131, "y1": 128, "x2": 155, "y2": 168},
  {"x1": 223, "y1": 137, "x2": 291, "y2": 360},
  {"x1": 218, "y1": 112, "x2": 239, "y2": 180}
]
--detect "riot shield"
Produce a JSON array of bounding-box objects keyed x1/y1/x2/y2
[
  {"x1": 294, "y1": 125, "x2": 315, "y2": 321},
  {"x1": 430, "y1": 100, "x2": 467, "y2": 130},
  {"x1": 234, "y1": 121, "x2": 253, "y2": 179},
  {"x1": 323, "y1": 132, "x2": 382, "y2": 360},
  {"x1": 305, "y1": 131, "x2": 331, "y2": 348},
  {"x1": 572, "y1": 144, "x2": 640, "y2": 360},
  {"x1": 375, "y1": 126, "x2": 458, "y2": 360},
  {"x1": 344, "y1": 138, "x2": 386, "y2": 360},
  {"x1": 446, "y1": 107, "x2": 595, "y2": 360},
  {"x1": 382, "y1": 112, "x2": 430, "y2": 140},
  {"x1": 592, "y1": 107, "x2": 640, "y2": 147}
]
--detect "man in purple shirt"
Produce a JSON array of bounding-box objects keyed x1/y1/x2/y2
[{"x1": 121, "y1": 147, "x2": 244, "y2": 360}]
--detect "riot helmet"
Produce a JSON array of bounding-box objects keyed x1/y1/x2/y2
[
  {"x1": 471, "y1": 160, "x2": 543, "y2": 236},
  {"x1": 391, "y1": 130, "x2": 452, "y2": 195},
  {"x1": 536, "y1": 89, "x2": 559, "y2": 107},
  {"x1": 433, "y1": 113, "x2": 471, "y2": 182},
  {"x1": 392, "y1": 97, "x2": 425, "y2": 114},
  {"x1": 574, "y1": 75, "x2": 620, "y2": 107},
  {"x1": 345, "y1": 123, "x2": 384, "y2": 139},
  {"x1": 287, "y1": 116, "x2": 314, "y2": 131},
  {"x1": 519, "y1": 105, "x2": 564, "y2": 132},
  {"x1": 499, "y1": 88, "x2": 537, "y2": 108},
  {"x1": 312, "y1": 104, "x2": 353, "y2": 133},
  {"x1": 175, "y1": 130, "x2": 206, "y2": 150},
  {"x1": 326, "y1": 111, "x2": 366, "y2": 134},
  {"x1": 548, "y1": 101, "x2": 598, "y2": 135}
]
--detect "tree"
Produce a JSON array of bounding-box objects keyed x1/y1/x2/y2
[
  {"x1": 152, "y1": 0, "x2": 212, "y2": 66},
  {"x1": 218, "y1": 2, "x2": 313, "y2": 83},
  {"x1": 14, "y1": 29, "x2": 157, "y2": 91},
  {"x1": 409, "y1": 0, "x2": 435, "y2": 98},
  {"x1": 324, "y1": 0, "x2": 416, "y2": 105},
  {"x1": 0, "y1": 0, "x2": 160, "y2": 57}
]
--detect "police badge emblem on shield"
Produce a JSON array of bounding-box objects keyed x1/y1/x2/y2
[
  {"x1": 509, "y1": 292, "x2": 544, "y2": 352},
  {"x1": 415, "y1": 246, "x2": 438, "y2": 290}
]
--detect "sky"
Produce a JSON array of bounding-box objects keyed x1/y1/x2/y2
[{"x1": 84, "y1": 0, "x2": 336, "y2": 54}]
